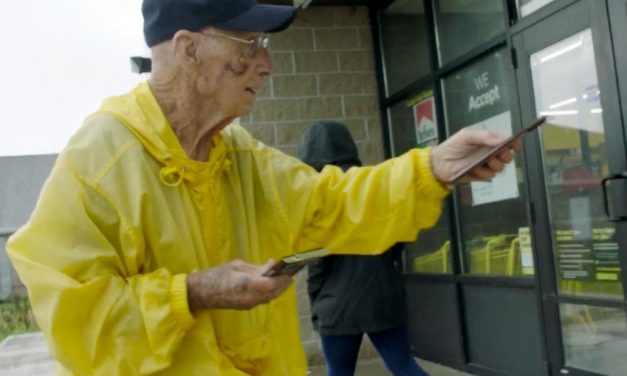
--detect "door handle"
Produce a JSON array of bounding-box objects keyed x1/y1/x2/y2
[{"x1": 601, "y1": 172, "x2": 627, "y2": 222}]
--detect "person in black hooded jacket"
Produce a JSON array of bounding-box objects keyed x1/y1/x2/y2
[{"x1": 298, "y1": 121, "x2": 429, "y2": 376}]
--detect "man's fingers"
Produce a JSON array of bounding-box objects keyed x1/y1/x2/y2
[
  {"x1": 469, "y1": 165, "x2": 496, "y2": 180},
  {"x1": 460, "y1": 128, "x2": 507, "y2": 147},
  {"x1": 254, "y1": 274, "x2": 293, "y2": 304},
  {"x1": 270, "y1": 275, "x2": 293, "y2": 296},
  {"x1": 510, "y1": 139, "x2": 523, "y2": 151},
  {"x1": 264, "y1": 259, "x2": 275, "y2": 267},
  {"x1": 497, "y1": 149, "x2": 514, "y2": 163},
  {"x1": 260, "y1": 259, "x2": 277, "y2": 275},
  {"x1": 256, "y1": 271, "x2": 293, "y2": 294},
  {"x1": 231, "y1": 274, "x2": 293, "y2": 310},
  {"x1": 486, "y1": 157, "x2": 504, "y2": 173}
]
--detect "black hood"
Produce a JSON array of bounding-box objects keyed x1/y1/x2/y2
[{"x1": 297, "y1": 121, "x2": 362, "y2": 172}]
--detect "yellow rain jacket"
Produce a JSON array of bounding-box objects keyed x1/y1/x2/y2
[{"x1": 7, "y1": 82, "x2": 449, "y2": 375}]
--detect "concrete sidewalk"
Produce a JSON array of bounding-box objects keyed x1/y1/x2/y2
[
  {"x1": 309, "y1": 357, "x2": 474, "y2": 376},
  {"x1": 1, "y1": 332, "x2": 473, "y2": 376},
  {"x1": 0, "y1": 333, "x2": 55, "y2": 376}
]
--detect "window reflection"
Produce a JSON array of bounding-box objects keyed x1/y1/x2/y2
[
  {"x1": 560, "y1": 304, "x2": 627, "y2": 374},
  {"x1": 434, "y1": 0, "x2": 506, "y2": 65},
  {"x1": 387, "y1": 90, "x2": 452, "y2": 274},
  {"x1": 380, "y1": 0, "x2": 431, "y2": 94},
  {"x1": 530, "y1": 29, "x2": 623, "y2": 298},
  {"x1": 442, "y1": 50, "x2": 533, "y2": 276}
]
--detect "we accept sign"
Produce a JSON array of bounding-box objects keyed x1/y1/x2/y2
[
  {"x1": 444, "y1": 51, "x2": 510, "y2": 128},
  {"x1": 468, "y1": 71, "x2": 502, "y2": 112}
]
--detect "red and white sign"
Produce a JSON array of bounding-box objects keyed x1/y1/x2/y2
[{"x1": 413, "y1": 97, "x2": 438, "y2": 147}]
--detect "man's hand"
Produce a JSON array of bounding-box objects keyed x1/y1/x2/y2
[
  {"x1": 187, "y1": 259, "x2": 293, "y2": 311},
  {"x1": 430, "y1": 128, "x2": 519, "y2": 183}
]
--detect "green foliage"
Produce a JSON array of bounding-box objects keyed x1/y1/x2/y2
[{"x1": 0, "y1": 298, "x2": 39, "y2": 342}]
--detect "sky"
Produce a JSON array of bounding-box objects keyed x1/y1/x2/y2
[{"x1": 0, "y1": 0, "x2": 149, "y2": 157}]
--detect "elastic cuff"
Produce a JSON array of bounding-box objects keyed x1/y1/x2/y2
[
  {"x1": 414, "y1": 148, "x2": 451, "y2": 199},
  {"x1": 170, "y1": 274, "x2": 196, "y2": 330}
]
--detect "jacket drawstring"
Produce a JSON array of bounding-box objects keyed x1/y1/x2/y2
[{"x1": 159, "y1": 165, "x2": 185, "y2": 187}]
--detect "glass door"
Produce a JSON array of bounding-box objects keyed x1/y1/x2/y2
[{"x1": 514, "y1": 1, "x2": 627, "y2": 375}]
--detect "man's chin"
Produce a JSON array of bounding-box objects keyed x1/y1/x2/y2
[{"x1": 237, "y1": 104, "x2": 254, "y2": 118}]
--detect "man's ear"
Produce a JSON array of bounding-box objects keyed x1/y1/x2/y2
[{"x1": 172, "y1": 30, "x2": 200, "y2": 66}]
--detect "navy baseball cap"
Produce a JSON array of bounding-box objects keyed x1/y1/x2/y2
[{"x1": 143, "y1": 0, "x2": 297, "y2": 47}]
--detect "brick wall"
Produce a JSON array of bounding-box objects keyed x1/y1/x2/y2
[
  {"x1": 240, "y1": 6, "x2": 385, "y2": 366},
  {"x1": 240, "y1": 6, "x2": 384, "y2": 166}
]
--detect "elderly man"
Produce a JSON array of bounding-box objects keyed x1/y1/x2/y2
[{"x1": 7, "y1": 0, "x2": 514, "y2": 374}]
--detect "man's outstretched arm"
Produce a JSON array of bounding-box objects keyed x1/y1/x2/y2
[{"x1": 256, "y1": 127, "x2": 516, "y2": 256}]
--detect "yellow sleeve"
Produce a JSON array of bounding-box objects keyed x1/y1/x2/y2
[
  {"x1": 270, "y1": 147, "x2": 450, "y2": 254},
  {"x1": 6, "y1": 165, "x2": 195, "y2": 375}
]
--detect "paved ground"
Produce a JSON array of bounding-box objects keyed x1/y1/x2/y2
[
  {"x1": 309, "y1": 357, "x2": 473, "y2": 376},
  {"x1": 0, "y1": 333, "x2": 55, "y2": 376},
  {"x1": 1, "y1": 332, "x2": 473, "y2": 376}
]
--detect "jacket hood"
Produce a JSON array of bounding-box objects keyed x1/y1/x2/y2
[
  {"x1": 94, "y1": 82, "x2": 230, "y2": 188},
  {"x1": 297, "y1": 121, "x2": 362, "y2": 172}
]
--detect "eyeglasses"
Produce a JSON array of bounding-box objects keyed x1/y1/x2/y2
[{"x1": 200, "y1": 30, "x2": 269, "y2": 58}]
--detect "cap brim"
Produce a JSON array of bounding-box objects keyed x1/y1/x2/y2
[{"x1": 214, "y1": 4, "x2": 296, "y2": 33}]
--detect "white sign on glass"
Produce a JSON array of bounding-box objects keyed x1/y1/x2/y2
[{"x1": 468, "y1": 111, "x2": 520, "y2": 206}]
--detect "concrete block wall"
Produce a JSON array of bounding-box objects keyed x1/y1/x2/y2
[
  {"x1": 240, "y1": 6, "x2": 385, "y2": 367},
  {"x1": 240, "y1": 6, "x2": 385, "y2": 165}
]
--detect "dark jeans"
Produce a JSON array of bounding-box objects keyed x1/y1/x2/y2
[{"x1": 320, "y1": 326, "x2": 430, "y2": 376}]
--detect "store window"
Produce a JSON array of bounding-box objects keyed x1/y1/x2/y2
[
  {"x1": 560, "y1": 304, "x2": 627, "y2": 374},
  {"x1": 530, "y1": 29, "x2": 623, "y2": 298},
  {"x1": 442, "y1": 50, "x2": 533, "y2": 276},
  {"x1": 387, "y1": 89, "x2": 452, "y2": 274},
  {"x1": 434, "y1": 0, "x2": 506, "y2": 66},
  {"x1": 517, "y1": 0, "x2": 556, "y2": 18},
  {"x1": 380, "y1": 0, "x2": 431, "y2": 95}
]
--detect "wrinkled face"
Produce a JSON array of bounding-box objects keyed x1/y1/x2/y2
[{"x1": 193, "y1": 27, "x2": 273, "y2": 118}]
